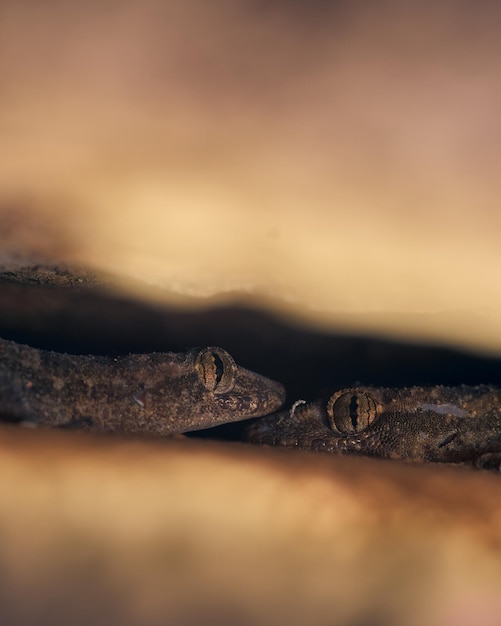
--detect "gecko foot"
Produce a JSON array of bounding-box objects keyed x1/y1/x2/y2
[{"x1": 475, "y1": 453, "x2": 501, "y2": 472}]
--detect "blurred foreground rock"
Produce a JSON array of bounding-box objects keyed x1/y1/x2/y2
[{"x1": 2, "y1": 426, "x2": 501, "y2": 626}]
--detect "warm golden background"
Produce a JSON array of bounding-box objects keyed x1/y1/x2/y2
[
  {"x1": 2, "y1": 4, "x2": 501, "y2": 626},
  {"x1": 2, "y1": 0, "x2": 501, "y2": 352}
]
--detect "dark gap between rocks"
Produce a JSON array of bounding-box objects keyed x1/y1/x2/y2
[{"x1": 1, "y1": 270, "x2": 500, "y2": 442}]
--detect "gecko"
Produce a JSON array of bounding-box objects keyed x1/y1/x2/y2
[
  {"x1": 0, "y1": 338, "x2": 285, "y2": 435},
  {"x1": 245, "y1": 385, "x2": 501, "y2": 469}
]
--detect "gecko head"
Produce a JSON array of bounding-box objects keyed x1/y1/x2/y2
[{"x1": 326, "y1": 389, "x2": 380, "y2": 434}]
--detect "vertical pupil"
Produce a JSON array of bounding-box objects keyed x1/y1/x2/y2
[
  {"x1": 213, "y1": 353, "x2": 224, "y2": 384},
  {"x1": 349, "y1": 395, "x2": 359, "y2": 429}
]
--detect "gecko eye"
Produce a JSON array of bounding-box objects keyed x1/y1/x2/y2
[
  {"x1": 326, "y1": 389, "x2": 378, "y2": 434},
  {"x1": 195, "y1": 347, "x2": 236, "y2": 394}
]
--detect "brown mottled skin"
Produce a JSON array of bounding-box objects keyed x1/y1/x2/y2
[
  {"x1": 0, "y1": 338, "x2": 285, "y2": 435},
  {"x1": 246, "y1": 385, "x2": 501, "y2": 469}
]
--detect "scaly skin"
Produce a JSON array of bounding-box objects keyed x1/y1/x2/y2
[
  {"x1": 0, "y1": 338, "x2": 285, "y2": 435},
  {"x1": 246, "y1": 385, "x2": 501, "y2": 469}
]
